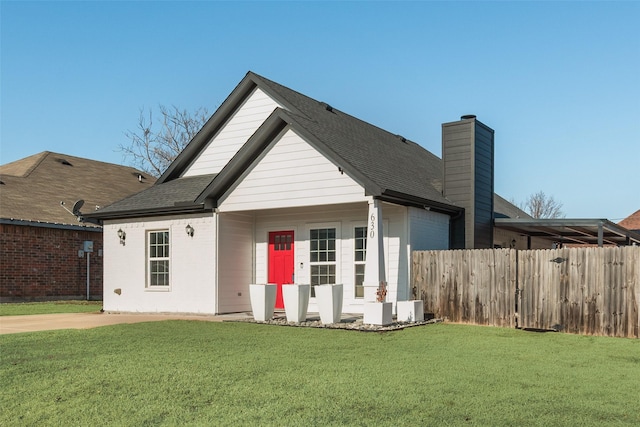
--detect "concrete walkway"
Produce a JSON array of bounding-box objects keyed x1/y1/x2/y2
[{"x1": 0, "y1": 312, "x2": 253, "y2": 335}]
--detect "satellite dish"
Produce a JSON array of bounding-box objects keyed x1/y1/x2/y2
[
  {"x1": 60, "y1": 199, "x2": 100, "y2": 225},
  {"x1": 72, "y1": 200, "x2": 85, "y2": 215}
]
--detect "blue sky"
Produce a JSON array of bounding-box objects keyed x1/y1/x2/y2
[{"x1": 2, "y1": 1, "x2": 639, "y2": 221}]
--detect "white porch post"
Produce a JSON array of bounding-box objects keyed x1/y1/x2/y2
[{"x1": 363, "y1": 198, "x2": 386, "y2": 302}]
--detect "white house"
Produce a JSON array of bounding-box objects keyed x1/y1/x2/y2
[{"x1": 91, "y1": 72, "x2": 529, "y2": 315}]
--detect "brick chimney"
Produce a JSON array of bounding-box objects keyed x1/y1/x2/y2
[{"x1": 442, "y1": 115, "x2": 495, "y2": 249}]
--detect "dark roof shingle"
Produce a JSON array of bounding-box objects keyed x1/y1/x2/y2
[
  {"x1": 248, "y1": 72, "x2": 452, "y2": 206},
  {"x1": 94, "y1": 174, "x2": 215, "y2": 216}
]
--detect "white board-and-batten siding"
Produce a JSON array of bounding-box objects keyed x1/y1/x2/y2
[
  {"x1": 218, "y1": 128, "x2": 367, "y2": 212},
  {"x1": 183, "y1": 88, "x2": 281, "y2": 177}
]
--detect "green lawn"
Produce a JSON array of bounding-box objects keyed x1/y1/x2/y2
[
  {"x1": 0, "y1": 300, "x2": 102, "y2": 316},
  {"x1": 1, "y1": 321, "x2": 638, "y2": 426}
]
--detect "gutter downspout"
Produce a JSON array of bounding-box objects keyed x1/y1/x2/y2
[{"x1": 449, "y1": 208, "x2": 465, "y2": 249}]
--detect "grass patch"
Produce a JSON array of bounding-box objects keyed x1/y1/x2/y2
[
  {"x1": 1, "y1": 322, "x2": 638, "y2": 426},
  {"x1": 0, "y1": 300, "x2": 102, "y2": 316}
]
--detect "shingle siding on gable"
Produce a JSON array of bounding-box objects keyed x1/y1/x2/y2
[
  {"x1": 218, "y1": 128, "x2": 366, "y2": 212},
  {"x1": 183, "y1": 87, "x2": 281, "y2": 177}
]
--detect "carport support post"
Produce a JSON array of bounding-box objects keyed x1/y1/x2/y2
[
  {"x1": 598, "y1": 221, "x2": 604, "y2": 247},
  {"x1": 363, "y1": 198, "x2": 386, "y2": 302}
]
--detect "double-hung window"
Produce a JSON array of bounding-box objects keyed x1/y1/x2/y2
[
  {"x1": 309, "y1": 228, "x2": 336, "y2": 297},
  {"x1": 354, "y1": 226, "x2": 367, "y2": 298},
  {"x1": 148, "y1": 230, "x2": 170, "y2": 288}
]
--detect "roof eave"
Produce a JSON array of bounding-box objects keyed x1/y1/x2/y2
[
  {"x1": 87, "y1": 204, "x2": 208, "y2": 221},
  {"x1": 379, "y1": 190, "x2": 462, "y2": 215},
  {"x1": 494, "y1": 218, "x2": 640, "y2": 246},
  {"x1": 0, "y1": 218, "x2": 103, "y2": 231}
]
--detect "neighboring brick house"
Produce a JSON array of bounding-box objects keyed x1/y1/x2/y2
[
  {"x1": 619, "y1": 210, "x2": 640, "y2": 233},
  {"x1": 0, "y1": 151, "x2": 154, "y2": 301}
]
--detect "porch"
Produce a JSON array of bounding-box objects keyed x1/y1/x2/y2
[{"x1": 216, "y1": 200, "x2": 414, "y2": 314}]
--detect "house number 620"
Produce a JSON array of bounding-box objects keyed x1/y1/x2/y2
[{"x1": 369, "y1": 214, "x2": 376, "y2": 238}]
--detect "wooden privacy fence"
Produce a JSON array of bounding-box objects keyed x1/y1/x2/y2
[{"x1": 412, "y1": 246, "x2": 640, "y2": 338}]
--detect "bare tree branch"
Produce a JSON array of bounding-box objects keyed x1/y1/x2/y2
[
  {"x1": 523, "y1": 191, "x2": 565, "y2": 219},
  {"x1": 119, "y1": 105, "x2": 210, "y2": 177}
]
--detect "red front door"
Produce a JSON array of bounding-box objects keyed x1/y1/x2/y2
[{"x1": 268, "y1": 231, "x2": 295, "y2": 309}]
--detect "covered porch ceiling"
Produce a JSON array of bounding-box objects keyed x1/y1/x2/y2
[{"x1": 494, "y1": 218, "x2": 640, "y2": 247}]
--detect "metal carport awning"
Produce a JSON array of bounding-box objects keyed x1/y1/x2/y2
[{"x1": 494, "y1": 218, "x2": 640, "y2": 247}]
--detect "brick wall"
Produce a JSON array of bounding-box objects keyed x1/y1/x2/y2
[{"x1": 0, "y1": 223, "x2": 103, "y2": 301}]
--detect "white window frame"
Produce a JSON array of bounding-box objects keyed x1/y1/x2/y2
[
  {"x1": 307, "y1": 222, "x2": 341, "y2": 297},
  {"x1": 353, "y1": 225, "x2": 367, "y2": 299},
  {"x1": 147, "y1": 229, "x2": 171, "y2": 290}
]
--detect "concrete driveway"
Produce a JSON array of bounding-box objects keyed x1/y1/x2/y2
[{"x1": 0, "y1": 312, "x2": 252, "y2": 335}]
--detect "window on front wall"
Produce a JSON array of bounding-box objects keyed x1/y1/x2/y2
[
  {"x1": 354, "y1": 226, "x2": 367, "y2": 298},
  {"x1": 148, "y1": 230, "x2": 170, "y2": 287},
  {"x1": 309, "y1": 228, "x2": 336, "y2": 297}
]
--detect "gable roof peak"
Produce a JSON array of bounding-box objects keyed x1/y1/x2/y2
[{"x1": 157, "y1": 71, "x2": 314, "y2": 183}]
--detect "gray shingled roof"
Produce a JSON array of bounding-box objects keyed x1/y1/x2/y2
[
  {"x1": 249, "y1": 73, "x2": 450, "y2": 206},
  {"x1": 93, "y1": 71, "x2": 523, "y2": 219},
  {"x1": 91, "y1": 174, "x2": 215, "y2": 217}
]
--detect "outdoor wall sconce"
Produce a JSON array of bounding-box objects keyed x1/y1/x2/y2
[
  {"x1": 185, "y1": 224, "x2": 194, "y2": 237},
  {"x1": 117, "y1": 228, "x2": 126, "y2": 245}
]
